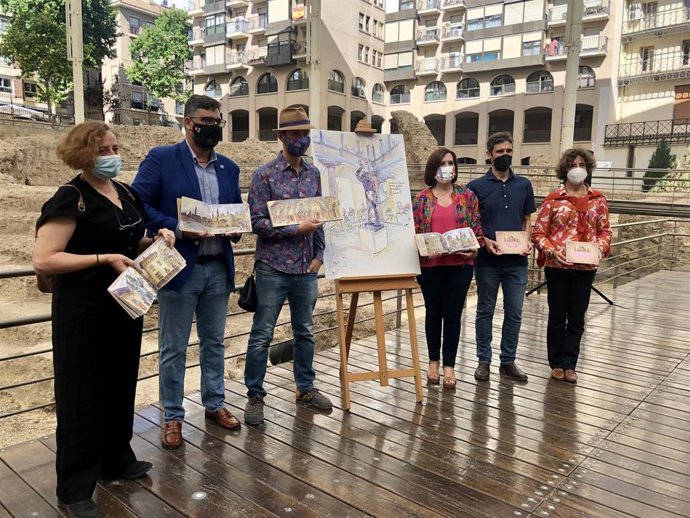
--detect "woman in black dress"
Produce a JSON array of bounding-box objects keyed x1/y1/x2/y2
[{"x1": 33, "y1": 122, "x2": 174, "y2": 518}]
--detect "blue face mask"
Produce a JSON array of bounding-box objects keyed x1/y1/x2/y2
[
  {"x1": 93, "y1": 155, "x2": 122, "y2": 179},
  {"x1": 285, "y1": 135, "x2": 311, "y2": 157}
]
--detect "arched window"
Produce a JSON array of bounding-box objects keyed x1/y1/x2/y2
[
  {"x1": 526, "y1": 71, "x2": 554, "y2": 93},
  {"x1": 286, "y1": 69, "x2": 309, "y2": 91},
  {"x1": 578, "y1": 66, "x2": 595, "y2": 88},
  {"x1": 352, "y1": 77, "x2": 366, "y2": 99},
  {"x1": 205, "y1": 80, "x2": 222, "y2": 98},
  {"x1": 458, "y1": 157, "x2": 477, "y2": 164},
  {"x1": 457, "y1": 78, "x2": 479, "y2": 99},
  {"x1": 257, "y1": 73, "x2": 278, "y2": 94},
  {"x1": 390, "y1": 84, "x2": 410, "y2": 104},
  {"x1": 372, "y1": 83, "x2": 385, "y2": 103},
  {"x1": 229, "y1": 76, "x2": 248, "y2": 97},
  {"x1": 490, "y1": 75, "x2": 515, "y2": 97},
  {"x1": 328, "y1": 70, "x2": 344, "y2": 93},
  {"x1": 425, "y1": 81, "x2": 447, "y2": 102}
]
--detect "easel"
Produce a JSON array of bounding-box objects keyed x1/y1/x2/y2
[{"x1": 335, "y1": 274, "x2": 424, "y2": 410}]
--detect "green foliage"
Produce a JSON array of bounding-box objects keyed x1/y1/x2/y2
[
  {"x1": 642, "y1": 138, "x2": 676, "y2": 193},
  {"x1": 0, "y1": 0, "x2": 117, "y2": 116},
  {"x1": 127, "y1": 9, "x2": 192, "y2": 103}
]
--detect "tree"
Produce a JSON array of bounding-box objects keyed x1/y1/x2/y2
[
  {"x1": 126, "y1": 9, "x2": 192, "y2": 105},
  {"x1": 0, "y1": 0, "x2": 117, "y2": 119},
  {"x1": 642, "y1": 138, "x2": 676, "y2": 192}
]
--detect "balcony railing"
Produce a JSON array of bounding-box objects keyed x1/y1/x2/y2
[
  {"x1": 287, "y1": 78, "x2": 309, "y2": 90},
  {"x1": 545, "y1": 35, "x2": 607, "y2": 58},
  {"x1": 441, "y1": 54, "x2": 464, "y2": 70},
  {"x1": 390, "y1": 92, "x2": 411, "y2": 104},
  {"x1": 188, "y1": 27, "x2": 204, "y2": 42},
  {"x1": 258, "y1": 128, "x2": 276, "y2": 141},
  {"x1": 417, "y1": 0, "x2": 441, "y2": 12},
  {"x1": 619, "y1": 49, "x2": 690, "y2": 81},
  {"x1": 227, "y1": 18, "x2": 251, "y2": 36},
  {"x1": 623, "y1": 4, "x2": 690, "y2": 35},
  {"x1": 441, "y1": 0, "x2": 465, "y2": 10},
  {"x1": 604, "y1": 119, "x2": 690, "y2": 147},
  {"x1": 227, "y1": 50, "x2": 252, "y2": 67},
  {"x1": 549, "y1": 0, "x2": 609, "y2": 24},
  {"x1": 416, "y1": 57, "x2": 440, "y2": 74},
  {"x1": 442, "y1": 25, "x2": 464, "y2": 39},
  {"x1": 416, "y1": 28, "x2": 440, "y2": 43}
]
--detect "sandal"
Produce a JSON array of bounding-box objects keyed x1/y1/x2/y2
[
  {"x1": 427, "y1": 361, "x2": 440, "y2": 385},
  {"x1": 443, "y1": 367, "x2": 457, "y2": 389}
]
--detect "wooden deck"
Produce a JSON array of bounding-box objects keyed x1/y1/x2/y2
[{"x1": 1, "y1": 270, "x2": 690, "y2": 518}]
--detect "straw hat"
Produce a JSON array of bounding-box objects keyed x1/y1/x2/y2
[
  {"x1": 354, "y1": 119, "x2": 377, "y2": 134},
  {"x1": 275, "y1": 107, "x2": 314, "y2": 131}
]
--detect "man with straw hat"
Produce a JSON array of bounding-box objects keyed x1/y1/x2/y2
[{"x1": 244, "y1": 107, "x2": 332, "y2": 425}]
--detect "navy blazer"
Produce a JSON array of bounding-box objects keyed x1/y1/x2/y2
[{"x1": 132, "y1": 141, "x2": 242, "y2": 290}]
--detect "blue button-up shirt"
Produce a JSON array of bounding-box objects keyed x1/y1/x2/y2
[
  {"x1": 249, "y1": 153, "x2": 325, "y2": 274},
  {"x1": 467, "y1": 168, "x2": 536, "y2": 267},
  {"x1": 185, "y1": 140, "x2": 223, "y2": 257}
]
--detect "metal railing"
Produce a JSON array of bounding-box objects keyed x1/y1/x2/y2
[
  {"x1": 416, "y1": 58, "x2": 440, "y2": 74},
  {"x1": 604, "y1": 118, "x2": 690, "y2": 147},
  {"x1": 416, "y1": 28, "x2": 440, "y2": 43},
  {"x1": 549, "y1": 0, "x2": 609, "y2": 23},
  {"x1": 623, "y1": 4, "x2": 690, "y2": 34},
  {"x1": 619, "y1": 48, "x2": 690, "y2": 80}
]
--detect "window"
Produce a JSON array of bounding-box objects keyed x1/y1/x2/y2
[
  {"x1": 359, "y1": 13, "x2": 365, "y2": 31},
  {"x1": 364, "y1": 46, "x2": 369, "y2": 63},
  {"x1": 390, "y1": 84, "x2": 410, "y2": 104},
  {"x1": 425, "y1": 81, "x2": 447, "y2": 102},
  {"x1": 458, "y1": 157, "x2": 477, "y2": 164},
  {"x1": 175, "y1": 100, "x2": 184, "y2": 115},
  {"x1": 328, "y1": 70, "x2": 344, "y2": 93},
  {"x1": 129, "y1": 16, "x2": 141, "y2": 35},
  {"x1": 352, "y1": 77, "x2": 366, "y2": 98},
  {"x1": 365, "y1": 16, "x2": 370, "y2": 33},
  {"x1": 484, "y1": 14, "x2": 502, "y2": 27},
  {"x1": 400, "y1": 0, "x2": 414, "y2": 9},
  {"x1": 23, "y1": 82, "x2": 38, "y2": 99},
  {"x1": 0, "y1": 16, "x2": 9, "y2": 34},
  {"x1": 0, "y1": 77, "x2": 11, "y2": 94},
  {"x1": 490, "y1": 75, "x2": 515, "y2": 97},
  {"x1": 578, "y1": 66, "x2": 595, "y2": 88},
  {"x1": 230, "y1": 76, "x2": 249, "y2": 96},
  {"x1": 286, "y1": 69, "x2": 309, "y2": 91},
  {"x1": 522, "y1": 40, "x2": 541, "y2": 57},
  {"x1": 257, "y1": 73, "x2": 277, "y2": 94},
  {"x1": 205, "y1": 14, "x2": 225, "y2": 35},
  {"x1": 358, "y1": 44, "x2": 364, "y2": 62},
  {"x1": 640, "y1": 46, "x2": 654, "y2": 72},
  {"x1": 457, "y1": 78, "x2": 479, "y2": 99},
  {"x1": 131, "y1": 90, "x2": 144, "y2": 109},
  {"x1": 684, "y1": 40, "x2": 690, "y2": 66},
  {"x1": 372, "y1": 83, "x2": 385, "y2": 103},
  {"x1": 526, "y1": 71, "x2": 554, "y2": 93},
  {"x1": 205, "y1": 80, "x2": 222, "y2": 98},
  {"x1": 375, "y1": 50, "x2": 382, "y2": 68}
]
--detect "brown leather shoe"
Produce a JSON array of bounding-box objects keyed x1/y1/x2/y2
[
  {"x1": 564, "y1": 369, "x2": 578, "y2": 383},
  {"x1": 161, "y1": 420, "x2": 182, "y2": 449},
  {"x1": 499, "y1": 362, "x2": 528, "y2": 382},
  {"x1": 205, "y1": 407, "x2": 241, "y2": 430},
  {"x1": 551, "y1": 368, "x2": 565, "y2": 381}
]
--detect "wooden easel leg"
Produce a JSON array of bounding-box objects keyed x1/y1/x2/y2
[
  {"x1": 373, "y1": 290, "x2": 389, "y2": 386},
  {"x1": 344, "y1": 292, "x2": 359, "y2": 359},
  {"x1": 336, "y1": 291, "x2": 352, "y2": 410},
  {"x1": 405, "y1": 288, "x2": 423, "y2": 403}
]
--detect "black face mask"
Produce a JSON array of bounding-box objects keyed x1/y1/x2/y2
[
  {"x1": 191, "y1": 123, "x2": 222, "y2": 150},
  {"x1": 493, "y1": 154, "x2": 512, "y2": 172}
]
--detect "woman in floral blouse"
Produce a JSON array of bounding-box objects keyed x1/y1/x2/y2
[
  {"x1": 532, "y1": 148, "x2": 612, "y2": 383},
  {"x1": 412, "y1": 148, "x2": 483, "y2": 389}
]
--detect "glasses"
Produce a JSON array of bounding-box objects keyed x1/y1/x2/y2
[
  {"x1": 114, "y1": 198, "x2": 143, "y2": 231},
  {"x1": 189, "y1": 116, "x2": 227, "y2": 128}
]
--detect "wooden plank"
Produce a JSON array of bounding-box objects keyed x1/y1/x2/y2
[
  {"x1": 0, "y1": 503, "x2": 11, "y2": 518},
  {"x1": 592, "y1": 441, "x2": 690, "y2": 477},
  {"x1": 0, "y1": 457, "x2": 60, "y2": 518}
]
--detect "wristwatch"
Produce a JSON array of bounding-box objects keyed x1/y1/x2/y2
[{"x1": 547, "y1": 249, "x2": 555, "y2": 259}]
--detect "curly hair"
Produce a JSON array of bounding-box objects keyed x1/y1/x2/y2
[
  {"x1": 56, "y1": 121, "x2": 115, "y2": 172},
  {"x1": 423, "y1": 147, "x2": 458, "y2": 187},
  {"x1": 556, "y1": 148, "x2": 596, "y2": 184}
]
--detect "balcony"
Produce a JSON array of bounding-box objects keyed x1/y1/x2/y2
[
  {"x1": 248, "y1": 50, "x2": 268, "y2": 67},
  {"x1": 266, "y1": 39, "x2": 296, "y2": 67},
  {"x1": 226, "y1": 18, "x2": 251, "y2": 39},
  {"x1": 604, "y1": 119, "x2": 690, "y2": 147},
  {"x1": 188, "y1": 27, "x2": 204, "y2": 46},
  {"x1": 548, "y1": 0, "x2": 610, "y2": 27},
  {"x1": 248, "y1": 15, "x2": 268, "y2": 35},
  {"x1": 417, "y1": 0, "x2": 441, "y2": 16},
  {"x1": 441, "y1": 54, "x2": 464, "y2": 72},
  {"x1": 416, "y1": 28, "x2": 440, "y2": 46},
  {"x1": 203, "y1": 0, "x2": 225, "y2": 15},
  {"x1": 390, "y1": 92, "x2": 411, "y2": 104},
  {"x1": 227, "y1": 0, "x2": 248, "y2": 6},
  {"x1": 384, "y1": 66, "x2": 415, "y2": 82},
  {"x1": 544, "y1": 35, "x2": 607, "y2": 61},
  {"x1": 623, "y1": 4, "x2": 690, "y2": 37},
  {"x1": 293, "y1": 40, "x2": 307, "y2": 60},
  {"x1": 227, "y1": 50, "x2": 252, "y2": 70},
  {"x1": 188, "y1": 0, "x2": 203, "y2": 17},
  {"x1": 618, "y1": 49, "x2": 690, "y2": 85},
  {"x1": 204, "y1": 62, "x2": 227, "y2": 75},
  {"x1": 440, "y1": 0, "x2": 465, "y2": 12},
  {"x1": 442, "y1": 25, "x2": 464, "y2": 42},
  {"x1": 204, "y1": 24, "x2": 226, "y2": 45},
  {"x1": 415, "y1": 57, "x2": 440, "y2": 76},
  {"x1": 187, "y1": 57, "x2": 206, "y2": 76}
]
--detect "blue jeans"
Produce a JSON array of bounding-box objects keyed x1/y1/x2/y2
[
  {"x1": 157, "y1": 259, "x2": 230, "y2": 422},
  {"x1": 245, "y1": 261, "x2": 318, "y2": 397},
  {"x1": 475, "y1": 264, "x2": 528, "y2": 365}
]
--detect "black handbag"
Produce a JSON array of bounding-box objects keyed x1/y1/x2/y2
[{"x1": 237, "y1": 269, "x2": 257, "y2": 312}]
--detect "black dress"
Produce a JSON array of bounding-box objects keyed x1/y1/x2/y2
[{"x1": 37, "y1": 175, "x2": 146, "y2": 504}]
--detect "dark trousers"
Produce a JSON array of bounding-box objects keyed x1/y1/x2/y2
[
  {"x1": 544, "y1": 267, "x2": 596, "y2": 370},
  {"x1": 53, "y1": 284, "x2": 143, "y2": 503},
  {"x1": 417, "y1": 265, "x2": 474, "y2": 367}
]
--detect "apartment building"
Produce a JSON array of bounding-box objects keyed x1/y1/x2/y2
[
  {"x1": 187, "y1": 0, "x2": 388, "y2": 142},
  {"x1": 604, "y1": 0, "x2": 690, "y2": 166},
  {"x1": 102, "y1": 0, "x2": 182, "y2": 127}
]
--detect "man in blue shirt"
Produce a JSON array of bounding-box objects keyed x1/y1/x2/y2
[{"x1": 466, "y1": 132, "x2": 536, "y2": 382}]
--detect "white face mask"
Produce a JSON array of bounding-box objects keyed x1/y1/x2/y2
[
  {"x1": 567, "y1": 167, "x2": 588, "y2": 185},
  {"x1": 435, "y1": 165, "x2": 454, "y2": 184}
]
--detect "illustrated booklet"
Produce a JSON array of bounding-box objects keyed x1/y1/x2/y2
[
  {"x1": 178, "y1": 196, "x2": 251, "y2": 234},
  {"x1": 267, "y1": 196, "x2": 343, "y2": 227},
  {"x1": 415, "y1": 227, "x2": 480, "y2": 257}
]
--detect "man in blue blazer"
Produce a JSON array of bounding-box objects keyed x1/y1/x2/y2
[{"x1": 132, "y1": 95, "x2": 242, "y2": 449}]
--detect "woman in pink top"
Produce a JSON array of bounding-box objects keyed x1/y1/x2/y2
[
  {"x1": 532, "y1": 148, "x2": 612, "y2": 383},
  {"x1": 412, "y1": 148, "x2": 483, "y2": 389}
]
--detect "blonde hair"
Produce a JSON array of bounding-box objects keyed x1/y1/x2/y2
[{"x1": 56, "y1": 121, "x2": 115, "y2": 171}]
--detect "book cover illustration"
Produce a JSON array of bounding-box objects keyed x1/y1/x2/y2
[
  {"x1": 495, "y1": 231, "x2": 529, "y2": 255},
  {"x1": 566, "y1": 241, "x2": 600, "y2": 265},
  {"x1": 415, "y1": 228, "x2": 480, "y2": 257},
  {"x1": 267, "y1": 196, "x2": 343, "y2": 228},
  {"x1": 178, "y1": 196, "x2": 251, "y2": 234}
]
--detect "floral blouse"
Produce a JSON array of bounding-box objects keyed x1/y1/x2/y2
[
  {"x1": 412, "y1": 184, "x2": 484, "y2": 266},
  {"x1": 532, "y1": 185, "x2": 612, "y2": 271}
]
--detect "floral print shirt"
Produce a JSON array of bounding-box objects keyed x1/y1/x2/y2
[
  {"x1": 249, "y1": 153, "x2": 325, "y2": 274},
  {"x1": 412, "y1": 184, "x2": 484, "y2": 266},
  {"x1": 532, "y1": 185, "x2": 612, "y2": 271}
]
